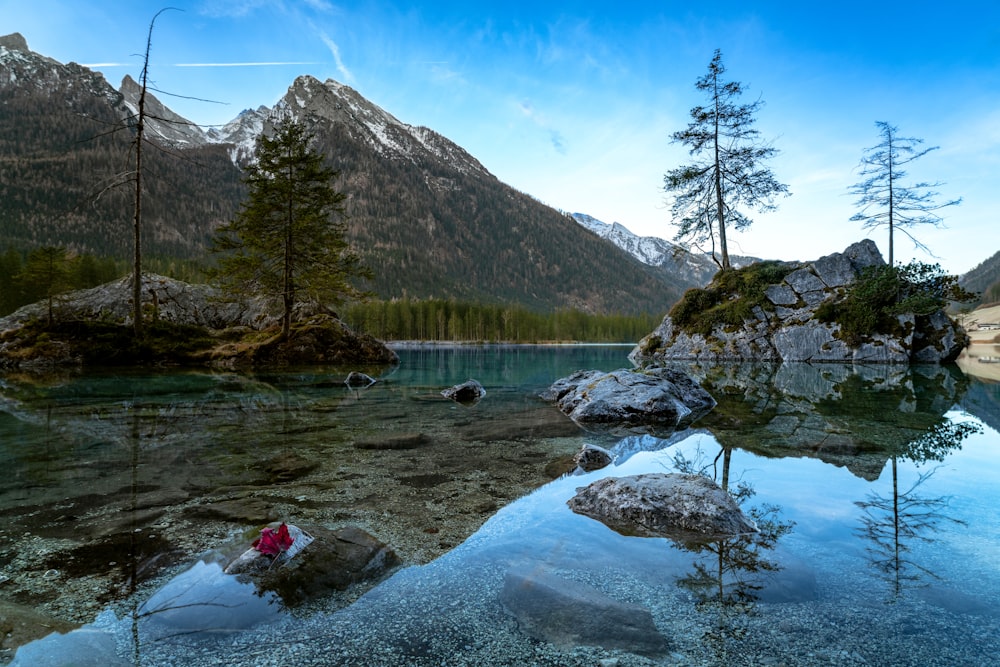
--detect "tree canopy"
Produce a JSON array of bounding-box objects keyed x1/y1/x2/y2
[
  {"x1": 210, "y1": 120, "x2": 368, "y2": 338},
  {"x1": 664, "y1": 49, "x2": 789, "y2": 270},
  {"x1": 849, "y1": 121, "x2": 961, "y2": 266}
]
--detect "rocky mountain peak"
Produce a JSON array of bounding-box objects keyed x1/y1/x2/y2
[
  {"x1": 118, "y1": 74, "x2": 208, "y2": 148},
  {"x1": 0, "y1": 32, "x2": 30, "y2": 52}
]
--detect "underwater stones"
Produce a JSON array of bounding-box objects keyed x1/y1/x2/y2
[
  {"x1": 567, "y1": 473, "x2": 757, "y2": 540},
  {"x1": 354, "y1": 432, "x2": 431, "y2": 450},
  {"x1": 225, "y1": 524, "x2": 399, "y2": 608},
  {"x1": 441, "y1": 379, "x2": 486, "y2": 404},
  {"x1": 500, "y1": 569, "x2": 668, "y2": 657},
  {"x1": 543, "y1": 368, "x2": 716, "y2": 435}
]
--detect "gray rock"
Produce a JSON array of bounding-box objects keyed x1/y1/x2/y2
[
  {"x1": 573, "y1": 444, "x2": 613, "y2": 472},
  {"x1": 784, "y1": 268, "x2": 826, "y2": 295},
  {"x1": 500, "y1": 569, "x2": 669, "y2": 656},
  {"x1": 441, "y1": 379, "x2": 486, "y2": 404},
  {"x1": 224, "y1": 525, "x2": 399, "y2": 608},
  {"x1": 544, "y1": 368, "x2": 716, "y2": 434},
  {"x1": 567, "y1": 473, "x2": 757, "y2": 540},
  {"x1": 631, "y1": 240, "x2": 964, "y2": 365},
  {"x1": 765, "y1": 284, "x2": 798, "y2": 306}
]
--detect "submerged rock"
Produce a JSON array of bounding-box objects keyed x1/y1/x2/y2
[
  {"x1": 442, "y1": 379, "x2": 486, "y2": 404},
  {"x1": 500, "y1": 569, "x2": 669, "y2": 657},
  {"x1": 543, "y1": 367, "x2": 716, "y2": 435},
  {"x1": 567, "y1": 473, "x2": 757, "y2": 541},
  {"x1": 225, "y1": 524, "x2": 399, "y2": 608},
  {"x1": 573, "y1": 444, "x2": 613, "y2": 472}
]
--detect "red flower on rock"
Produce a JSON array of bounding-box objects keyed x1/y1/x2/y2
[{"x1": 252, "y1": 523, "x2": 295, "y2": 557}]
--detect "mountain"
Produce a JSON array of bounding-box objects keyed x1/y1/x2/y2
[
  {"x1": 0, "y1": 33, "x2": 244, "y2": 260},
  {"x1": 571, "y1": 213, "x2": 718, "y2": 285},
  {"x1": 0, "y1": 33, "x2": 679, "y2": 314},
  {"x1": 570, "y1": 213, "x2": 761, "y2": 291},
  {"x1": 960, "y1": 250, "x2": 1000, "y2": 306}
]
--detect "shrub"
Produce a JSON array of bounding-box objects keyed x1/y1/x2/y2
[{"x1": 816, "y1": 262, "x2": 976, "y2": 345}]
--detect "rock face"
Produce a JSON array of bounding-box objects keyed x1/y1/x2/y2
[
  {"x1": 630, "y1": 240, "x2": 967, "y2": 365},
  {"x1": 500, "y1": 569, "x2": 669, "y2": 657},
  {"x1": 567, "y1": 473, "x2": 757, "y2": 540},
  {"x1": 542, "y1": 367, "x2": 716, "y2": 435}
]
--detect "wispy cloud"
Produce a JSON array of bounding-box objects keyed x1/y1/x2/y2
[
  {"x1": 82, "y1": 62, "x2": 321, "y2": 68},
  {"x1": 316, "y1": 29, "x2": 353, "y2": 83},
  {"x1": 174, "y1": 62, "x2": 321, "y2": 67},
  {"x1": 519, "y1": 100, "x2": 567, "y2": 155}
]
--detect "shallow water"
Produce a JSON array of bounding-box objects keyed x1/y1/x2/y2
[{"x1": 2, "y1": 346, "x2": 998, "y2": 665}]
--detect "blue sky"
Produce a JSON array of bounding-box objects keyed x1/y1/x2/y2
[{"x1": 4, "y1": 1, "x2": 998, "y2": 274}]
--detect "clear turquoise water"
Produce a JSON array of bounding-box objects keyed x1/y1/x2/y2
[{"x1": 2, "y1": 346, "x2": 998, "y2": 666}]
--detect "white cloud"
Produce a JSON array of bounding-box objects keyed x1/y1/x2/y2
[{"x1": 316, "y1": 29, "x2": 353, "y2": 83}]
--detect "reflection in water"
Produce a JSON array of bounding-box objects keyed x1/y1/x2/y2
[
  {"x1": 2, "y1": 352, "x2": 999, "y2": 665},
  {"x1": 668, "y1": 446, "x2": 795, "y2": 661},
  {"x1": 854, "y1": 420, "x2": 981, "y2": 599},
  {"x1": 674, "y1": 361, "x2": 972, "y2": 480}
]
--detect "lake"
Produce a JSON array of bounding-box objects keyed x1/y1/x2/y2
[{"x1": 1, "y1": 345, "x2": 998, "y2": 666}]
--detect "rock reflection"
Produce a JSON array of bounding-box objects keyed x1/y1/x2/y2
[{"x1": 666, "y1": 361, "x2": 971, "y2": 480}]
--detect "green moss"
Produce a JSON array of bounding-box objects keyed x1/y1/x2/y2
[{"x1": 669, "y1": 261, "x2": 797, "y2": 336}]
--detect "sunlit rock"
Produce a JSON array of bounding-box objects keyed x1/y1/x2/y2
[
  {"x1": 631, "y1": 240, "x2": 966, "y2": 365},
  {"x1": 568, "y1": 473, "x2": 757, "y2": 540},
  {"x1": 543, "y1": 367, "x2": 715, "y2": 435}
]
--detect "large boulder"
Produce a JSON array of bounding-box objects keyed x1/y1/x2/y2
[
  {"x1": 631, "y1": 240, "x2": 966, "y2": 365},
  {"x1": 567, "y1": 473, "x2": 757, "y2": 540},
  {"x1": 542, "y1": 367, "x2": 716, "y2": 435},
  {"x1": 0, "y1": 275, "x2": 398, "y2": 368}
]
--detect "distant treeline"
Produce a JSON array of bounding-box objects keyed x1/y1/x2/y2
[{"x1": 342, "y1": 299, "x2": 663, "y2": 343}]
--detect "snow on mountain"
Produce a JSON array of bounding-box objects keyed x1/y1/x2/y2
[
  {"x1": 571, "y1": 213, "x2": 719, "y2": 285},
  {"x1": 206, "y1": 105, "x2": 269, "y2": 164},
  {"x1": 204, "y1": 75, "x2": 491, "y2": 177},
  {"x1": 119, "y1": 74, "x2": 209, "y2": 148}
]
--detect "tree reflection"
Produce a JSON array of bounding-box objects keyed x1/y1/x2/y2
[
  {"x1": 670, "y1": 446, "x2": 794, "y2": 658},
  {"x1": 854, "y1": 420, "x2": 980, "y2": 599}
]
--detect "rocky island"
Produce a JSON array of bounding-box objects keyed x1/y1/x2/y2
[{"x1": 631, "y1": 240, "x2": 968, "y2": 366}]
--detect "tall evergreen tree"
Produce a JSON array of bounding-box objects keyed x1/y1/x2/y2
[
  {"x1": 664, "y1": 49, "x2": 789, "y2": 270},
  {"x1": 211, "y1": 120, "x2": 368, "y2": 338},
  {"x1": 848, "y1": 121, "x2": 961, "y2": 266}
]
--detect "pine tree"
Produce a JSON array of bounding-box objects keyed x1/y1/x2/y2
[
  {"x1": 664, "y1": 49, "x2": 789, "y2": 269},
  {"x1": 848, "y1": 121, "x2": 961, "y2": 266},
  {"x1": 211, "y1": 120, "x2": 369, "y2": 338}
]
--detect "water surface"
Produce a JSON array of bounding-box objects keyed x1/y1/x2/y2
[{"x1": 1, "y1": 346, "x2": 998, "y2": 665}]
